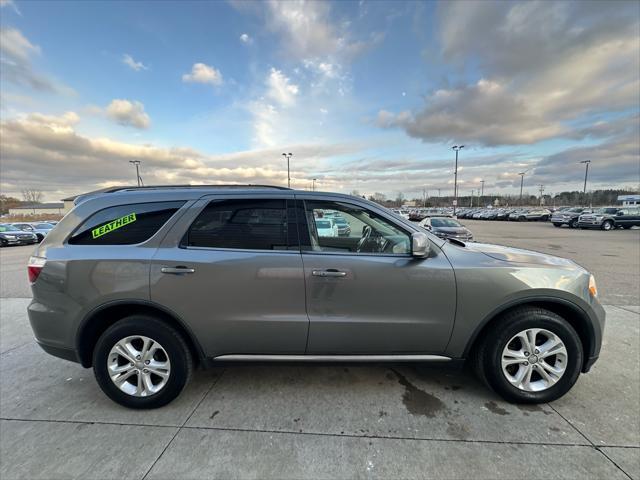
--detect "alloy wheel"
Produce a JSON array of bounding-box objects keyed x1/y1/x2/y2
[
  {"x1": 107, "y1": 335, "x2": 171, "y2": 397},
  {"x1": 501, "y1": 328, "x2": 567, "y2": 392}
]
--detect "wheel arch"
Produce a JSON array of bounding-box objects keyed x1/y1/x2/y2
[
  {"x1": 76, "y1": 300, "x2": 206, "y2": 368},
  {"x1": 463, "y1": 298, "x2": 596, "y2": 372}
]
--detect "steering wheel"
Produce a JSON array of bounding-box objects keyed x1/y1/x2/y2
[{"x1": 356, "y1": 225, "x2": 372, "y2": 253}]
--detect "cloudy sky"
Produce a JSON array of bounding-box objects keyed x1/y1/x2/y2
[{"x1": 1, "y1": 0, "x2": 638, "y2": 201}]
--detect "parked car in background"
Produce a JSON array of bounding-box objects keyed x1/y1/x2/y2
[
  {"x1": 10, "y1": 222, "x2": 55, "y2": 242},
  {"x1": 509, "y1": 209, "x2": 551, "y2": 222},
  {"x1": 27, "y1": 185, "x2": 605, "y2": 408},
  {"x1": 419, "y1": 216, "x2": 473, "y2": 241},
  {"x1": 333, "y1": 216, "x2": 352, "y2": 237},
  {"x1": 551, "y1": 207, "x2": 590, "y2": 228},
  {"x1": 578, "y1": 207, "x2": 640, "y2": 230},
  {"x1": 0, "y1": 224, "x2": 38, "y2": 247},
  {"x1": 315, "y1": 218, "x2": 338, "y2": 237}
]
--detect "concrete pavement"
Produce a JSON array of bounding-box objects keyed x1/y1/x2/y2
[{"x1": 1, "y1": 298, "x2": 638, "y2": 479}]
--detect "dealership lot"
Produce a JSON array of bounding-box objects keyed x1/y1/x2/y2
[{"x1": 1, "y1": 221, "x2": 638, "y2": 479}]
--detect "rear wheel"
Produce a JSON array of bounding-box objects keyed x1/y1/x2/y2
[
  {"x1": 601, "y1": 220, "x2": 614, "y2": 231},
  {"x1": 93, "y1": 315, "x2": 193, "y2": 409},
  {"x1": 568, "y1": 219, "x2": 578, "y2": 228},
  {"x1": 474, "y1": 307, "x2": 583, "y2": 403},
  {"x1": 553, "y1": 223, "x2": 562, "y2": 228}
]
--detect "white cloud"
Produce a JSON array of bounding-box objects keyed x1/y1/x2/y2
[
  {"x1": 0, "y1": 111, "x2": 363, "y2": 199},
  {"x1": 0, "y1": 0, "x2": 21, "y2": 15},
  {"x1": 0, "y1": 27, "x2": 72, "y2": 94},
  {"x1": 381, "y1": 1, "x2": 640, "y2": 146},
  {"x1": 122, "y1": 53, "x2": 148, "y2": 71},
  {"x1": 106, "y1": 99, "x2": 150, "y2": 129},
  {"x1": 182, "y1": 63, "x2": 223, "y2": 86},
  {"x1": 239, "y1": 33, "x2": 253, "y2": 44},
  {"x1": 265, "y1": 68, "x2": 299, "y2": 107}
]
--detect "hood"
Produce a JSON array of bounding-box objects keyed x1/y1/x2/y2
[{"x1": 463, "y1": 242, "x2": 576, "y2": 267}]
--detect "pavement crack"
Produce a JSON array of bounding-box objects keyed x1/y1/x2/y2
[{"x1": 140, "y1": 368, "x2": 226, "y2": 480}]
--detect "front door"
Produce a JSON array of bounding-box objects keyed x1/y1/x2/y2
[
  {"x1": 298, "y1": 198, "x2": 456, "y2": 354},
  {"x1": 151, "y1": 196, "x2": 308, "y2": 357}
]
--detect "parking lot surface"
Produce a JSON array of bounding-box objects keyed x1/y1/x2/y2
[{"x1": 1, "y1": 221, "x2": 638, "y2": 479}]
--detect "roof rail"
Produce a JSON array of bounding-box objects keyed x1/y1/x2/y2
[{"x1": 72, "y1": 184, "x2": 291, "y2": 205}]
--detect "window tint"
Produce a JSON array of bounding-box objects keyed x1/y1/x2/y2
[
  {"x1": 302, "y1": 200, "x2": 410, "y2": 255},
  {"x1": 69, "y1": 201, "x2": 185, "y2": 245},
  {"x1": 186, "y1": 199, "x2": 295, "y2": 251}
]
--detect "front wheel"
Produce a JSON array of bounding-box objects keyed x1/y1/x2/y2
[
  {"x1": 601, "y1": 220, "x2": 614, "y2": 231},
  {"x1": 474, "y1": 307, "x2": 583, "y2": 403},
  {"x1": 553, "y1": 223, "x2": 562, "y2": 228},
  {"x1": 93, "y1": 315, "x2": 193, "y2": 409}
]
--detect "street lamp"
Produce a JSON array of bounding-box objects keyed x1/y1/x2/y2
[
  {"x1": 480, "y1": 179, "x2": 485, "y2": 206},
  {"x1": 312, "y1": 178, "x2": 317, "y2": 191},
  {"x1": 579, "y1": 160, "x2": 591, "y2": 196},
  {"x1": 282, "y1": 153, "x2": 293, "y2": 188},
  {"x1": 452, "y1": 145, "x2": 464, "y2": 215},
  {"x1": 518, "y1": 170, "x2": 528, "y2": 206},
  {"x1": 129, "y1": 160, "x2": 142, "y2": 187}
]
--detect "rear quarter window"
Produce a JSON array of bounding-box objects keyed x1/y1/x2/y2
[{"x1": 69, "y1": 201, "x2": 185, "y2": 245}]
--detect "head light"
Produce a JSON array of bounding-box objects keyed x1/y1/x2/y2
[{"x1": 588, "y1": 274, "x2": 598, "y2": 298}]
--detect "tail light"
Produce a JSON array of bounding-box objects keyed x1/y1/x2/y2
[{"x1": 28, "y1": 256, "x2": 46, "y2": 284}]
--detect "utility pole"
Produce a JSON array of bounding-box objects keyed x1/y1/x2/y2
[
  {"x1": 312, "y1": 178, "x2": 317, "y2": 191},
  {"x1": 480, "y1": 179, "x2": 485, "y2": 206},
  {"x1": 282, "y1": 153, "x2": 293, "y2": 188},
  {"x1": 452, "y1": 146, "x2": 464, "y2": 215},
  {"x1": 129, "y1": 160, "x2": 142, "y2": 187},
  {"x1": 470, "y1": 189, "x2": 474, "y2": 207},
  {"x1": 538, "y1": 184, "x2": 545, "y2": 206}
]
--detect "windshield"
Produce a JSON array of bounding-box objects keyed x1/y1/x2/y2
[
  {"x1": 568, "y1": 208, "x2": 583, "y2": 213},
  {"x1": 334, "y1": 218, "x2": 347, "y2": 225},
  {"x1": 35, "y1": 223, "x2": 53, "y2": 228},
  {"x1": 431, "y1": 218, "x2": 461, "y2": 228},
  {"x1": 316, "y1": 220, "x2": 332, "y2": 229},
  {"x1": 0, "y1": 225, "x2": 11, "y2": 232},
  {"x1": 594, "y1": 208, "x2": 618, "y2": 214}
]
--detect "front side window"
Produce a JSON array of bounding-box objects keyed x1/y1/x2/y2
[
  {"x1": 69, "y1": 201, "x2": 185, "y2": 245},
  {"x1": 302, "y1": 200, "x2": 410, "y2": 255},
  {"x1": 186, "y1": 199, "x2": 295, "y2": 251}
]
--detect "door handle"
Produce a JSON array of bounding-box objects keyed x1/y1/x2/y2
[
  {"x1": 312, "y1": 269, "x2": 347, "y2": 278},
  {"x1": 161, "y1": 266, "x2": 195, "y2": 274}
]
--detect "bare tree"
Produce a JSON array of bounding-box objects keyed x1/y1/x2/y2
[{"x1": 22, "y1": 189, "x2": 44, "y2": 204}]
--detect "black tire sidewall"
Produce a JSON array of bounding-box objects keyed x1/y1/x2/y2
[
  {"x1": 484, "y1": 311, "x2": 583, "y2": 403},
  {"x1": 93, "y1": 315, "x2": 191, "y2": 409}
]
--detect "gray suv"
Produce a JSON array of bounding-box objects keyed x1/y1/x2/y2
[{"x1": 27, "y1": 186, "x2": 605, "y2": 408}]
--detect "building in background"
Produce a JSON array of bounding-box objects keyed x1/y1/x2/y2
[
  {"x1": 8, "y1": 203, "x2": 65, "y2": 216},
  {"x1": 617, "y1": 195, "x2": 640, "y2": 206}
]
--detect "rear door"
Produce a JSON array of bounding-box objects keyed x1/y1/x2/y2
[{"x1": 150, "y1": 194, "x2": 308, "y2": 357}]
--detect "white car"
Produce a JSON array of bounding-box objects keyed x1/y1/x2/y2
[{"x1": 315, "y1": 218, "x2": 338, "y2": 237}]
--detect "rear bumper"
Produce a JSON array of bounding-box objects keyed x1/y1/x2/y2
[{"x1": 36, "y1": 341, "x2": 80, "y2": 364}]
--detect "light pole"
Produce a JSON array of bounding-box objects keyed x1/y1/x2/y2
[
  {"x1": 470, "y1": 189, "x2": 474, "y2": 207},
  {"x1": 129, "y1": 160, "x2": 141, "y2": 187},
  {"x1": 579, "y1": 160, "x2": 591, "y2": 196},
  {"x1": 518, "y1": 171, "x2": 527, "y2": 206},
  {"x1": 282, "y1": 153, "x2": 292, "y2": 188},
  {"x1": 538, "y1": 184, "x2": 545, "y2": 206},
  {"x1": 312, "y1": 178, "x2": 317, "y2": 191},
  {"x1": 480, "y1": 179, "x2": 485, "y2": 206},
  {"x1": 452, "y1": 145, "x2": 464, "y2": 215}
]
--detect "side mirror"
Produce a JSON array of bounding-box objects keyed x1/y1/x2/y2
[{"x1": 412, "y1": 231, "x2": 430, "y2": 258}]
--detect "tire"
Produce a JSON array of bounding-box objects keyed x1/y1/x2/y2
[
  {"x1": 93, "y1": 315, "x2": 193, "y2": 409},
  {"x1": 568, "y1": 219, "x2": 578, "y2": 229},
  {"x1": 519, "y1": 216, "x2": 526, "y2": 222},
  {"x1": 553, "y1": 223, "x2": 562, "y2": 228},
  {"x1": 474, "y1": 307, "x2": 583, "y2": 403},
  {"x1": 601, "y1": 220, "x2": 614, "y2": 231}
]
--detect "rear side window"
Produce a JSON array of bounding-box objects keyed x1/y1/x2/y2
[
  {"x1": 185, "y1": 199, "x2": 296, "y2": 251},
  {"x1": 69, "y1": 201, "x2": 185, "y2": 245}
]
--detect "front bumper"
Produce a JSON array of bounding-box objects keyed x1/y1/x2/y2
[{"x1": 577, "y1": 221, "x2": 603, "y2": 228}]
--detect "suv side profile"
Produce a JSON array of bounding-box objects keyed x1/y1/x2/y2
[{"x1": 28, "y1": 186, "x2": 605, "y2": 409}]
